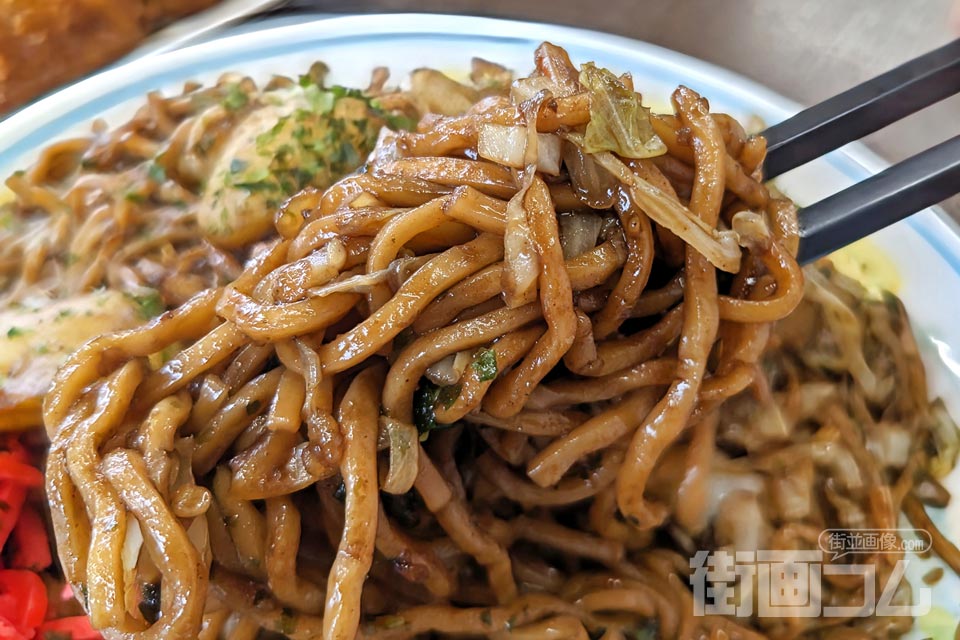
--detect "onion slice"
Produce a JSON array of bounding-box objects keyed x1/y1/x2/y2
[
  {"x1": 557, "y1": 211, "x2": 603, "y2": 260},
  {"x1": 380, "y1": 416, "x2": 420, "y2": 494},
  {"x1": 478, "y1": 124, "x2": 561, "y2": 175}
]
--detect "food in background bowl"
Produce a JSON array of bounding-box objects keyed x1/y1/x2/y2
[{"x1": 0, "y1": 0, "x2": 225, "y2": 114}]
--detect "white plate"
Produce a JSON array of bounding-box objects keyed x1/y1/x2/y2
[{"x1": 1, "y1": 14, "x2": 957, "y2": 635}]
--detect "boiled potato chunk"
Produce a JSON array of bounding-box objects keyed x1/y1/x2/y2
[{"x1": 0, "y1": 290, "x2": 144, "y2": 429}]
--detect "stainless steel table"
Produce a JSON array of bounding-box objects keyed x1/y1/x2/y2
[{"x1": 297, "y1": 0, "x2": 959, "y2": 218}]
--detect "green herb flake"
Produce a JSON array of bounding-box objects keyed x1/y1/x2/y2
[
  {"x1": 278, "y1": 608, "x2": 296, "y2": 635},
  {"x1": 256, "y1": 117, "x2": 289, "y2": 150},
  {"x1": 304, "y1": 83, "x2": 336, "y2": 114},
  {"x1": 333, "y1": 481, "x2": 346, "y2": 502},
  {"x1": 330, "y1": 85, "x2": 366, "y2": 100},
  {"x1": 336, "y1": 142, "x2": 359, "y2": 166},
  {"x1": 146, "y1": 163, "x2": 166, "y2": 183},
  {"x1": 480, "y1": 610, "x2": 493, "y2": 626},
  {"x1": 298, "y1": 61, "x2": 329, "y2": 88},
  {"x1": 274, "y1": 143, "x2": 294, "y2": 164},
  {"x1": 64, "y1": 252, "x2": 80, "y2": 267},
  {"x1": 6, "y1": 326, "x2": 26, "y2": 339},
  {"x1": 413, "y1": 381, "x2": 461, "y2": 436},
  {"x1": 223, "y1": 84, "x2": 249, "y2": 112},
  {"x1": 229, "y1": 158, "x2": 249, "y2": 174},
  {"x1": 413, "y1": 381, "x2": 441, "y2": 434},
  {"x1": 234, "y1": 180, "x2": 279, "y2": 194},
  {"x1": 124, "y1": 191, "x2": 146, "y2": 203},
  {"x1": 35, "y1": 344, "x2": 50, "y2": 355},
  {"x1": 472, "y1": 348, "x2": 498, "y2": 381},
  {"x1": 245, "y1": 165, "x2": 272, "y2": 182},
  {"x1": 231, "y1": 165, "x2": 272, "y2": 192},
  {"x1": 386, "y1": 113, "x2": 418, "y2": 131},
  {"x1": 126, "y1": 291, "x2": 165, "y2": 320},
  {"x1": 438, "y1": 384, "x2": 462, "y2": 410}
]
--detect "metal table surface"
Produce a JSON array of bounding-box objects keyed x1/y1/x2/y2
[{"x1": 268, "y1": 0, "x2": 959, "y2": 218}]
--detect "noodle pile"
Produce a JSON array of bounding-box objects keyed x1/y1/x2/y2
[
  {"x1": 1, "y1": 66, "x2": 393, "y2": 427},
  {"x1": 1, "y1": 76, "x2": 259, "y2": 308},
  {"x1": 42, "y1": 43, "x2": 960, "y2": 640}
]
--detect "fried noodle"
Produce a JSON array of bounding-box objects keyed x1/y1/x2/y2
[{"x1": 40, "y1": 43, "x2": 960, "y2": 640}]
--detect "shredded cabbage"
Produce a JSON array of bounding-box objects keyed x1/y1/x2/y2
[
  {"x1": 569, "y1": 135, "x2": 741, "y2": 273},
  {"x1": 929, "y1": 398, "x2": 960, "y2": 479},
  {"x1": 579, "y1": 62, "x2": 667, "y2": 159}
]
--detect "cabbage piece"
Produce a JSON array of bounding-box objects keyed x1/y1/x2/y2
[
  {"x1": 928, "y1": 398, "x2": 960, "y2": 479},
  {"x1": 572, "y1": 137, "x2": 742, "y2": 273},
  {"x1": 579, "y1": 62, "x2": 666, "y2": 159}
]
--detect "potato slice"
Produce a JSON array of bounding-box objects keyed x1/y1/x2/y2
[{"x1": 0, "y1": 290, "x2": 144, "y2": 430}]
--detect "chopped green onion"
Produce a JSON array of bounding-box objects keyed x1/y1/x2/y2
[
  {"x1": 126, "y1": 291, "x2": 165, "y2": 320},
  {"x1": 146, "y1": 163, "x2": 166, "y2": 183},
  {"x1": 413, "y1": 381, "x2": 461, "y2": 435},
  {"x1": 472, "y1": 348, "x2": 498, "y2": 381},
  {"x1": 222, "y1": 84, "x2": 249, "y2": 111}
]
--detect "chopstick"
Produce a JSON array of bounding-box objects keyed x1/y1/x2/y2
[
  {"x1": 754, "y1": 38, "x2": 960, "y2": 262},
  {"x1": 797, "y1": 134, "x2": 960, "y2": 263},
  {"x1": 762, "y1": 38, "x2": 960, "y2": 180}
]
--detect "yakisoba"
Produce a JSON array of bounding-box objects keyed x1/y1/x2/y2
[{"x1": 43, "y1": 42, "x2": 960, "y2": 640}]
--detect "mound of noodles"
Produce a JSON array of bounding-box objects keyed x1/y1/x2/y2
[{"x1": 43, "y1": 43, "x2": 960, "y2": 640}]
